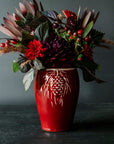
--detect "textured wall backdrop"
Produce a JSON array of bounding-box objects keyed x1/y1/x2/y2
[{"x1": 0, "y1": 0, "x2": 114, "y2": 104}]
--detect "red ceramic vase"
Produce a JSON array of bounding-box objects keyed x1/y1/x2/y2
[{"x1": 34, "y1": 68, "x2": 79, "y2": 132}]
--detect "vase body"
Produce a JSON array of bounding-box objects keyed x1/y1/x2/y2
[{"x1": 34, "y1": 68, "x2": 79, "y2": 132}]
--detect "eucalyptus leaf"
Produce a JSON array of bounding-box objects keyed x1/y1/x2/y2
[
  {"x1": 23, "y1": 68, "x2": 34, "y2": 91},
  {"x1": 34, "y1": 21, "x2": 49, "y2": 41},
  {"x1": 13, "y1": 60, "x2": 20, "y2": 73},
  {"x1": 82, "y1": 21, "x2": 94, "y2": 38}
]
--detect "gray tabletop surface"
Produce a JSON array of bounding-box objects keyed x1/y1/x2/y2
[{"x1": 0, "y1": 103, "x2": 114, "y2": 144}]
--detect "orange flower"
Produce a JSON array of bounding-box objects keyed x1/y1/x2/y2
[{"x1": 62, "y1": 10, "x2": 77, "y2": 19}]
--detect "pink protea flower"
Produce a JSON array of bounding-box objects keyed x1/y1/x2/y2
[{"x1": 0, "y1": 0, "x2": 35, "y2": 40}]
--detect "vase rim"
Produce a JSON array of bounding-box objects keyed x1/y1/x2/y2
[{"x1": 45, "y1": 68, "x2": 76, "y2": 71}]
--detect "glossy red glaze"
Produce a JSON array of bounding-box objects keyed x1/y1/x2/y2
[{"x1": 34, "y1": 68, "x2": 79, "y2": 132}]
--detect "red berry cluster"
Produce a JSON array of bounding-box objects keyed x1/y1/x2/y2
[
  {"x1": 84, "y1": 44, "x2": 93, "y2": 60},
  {"x1": 0, "y1": 40, "x2": 17, "y2": 48},
  {"x1": 64, "y1": 27, "x2": 83, "y2": 40},
  {"x1": 83, "y1": 36, "x2": 94, "y2": 60}
]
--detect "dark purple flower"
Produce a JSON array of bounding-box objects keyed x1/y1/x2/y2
[{"x1": 40, "y1": 34, "x2": 76, "y2": 68}]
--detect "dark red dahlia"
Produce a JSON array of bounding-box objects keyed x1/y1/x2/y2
[
  {"x1": 25, "y1": 39, "x2": 47, "y2": 60},
  {"x1": 41, "y1": 35, "x2": 76, "y2": 68}
]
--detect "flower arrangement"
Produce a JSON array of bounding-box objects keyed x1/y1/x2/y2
[{"x1": 0, "y1": 0, "x2": 114, "y2": 90}]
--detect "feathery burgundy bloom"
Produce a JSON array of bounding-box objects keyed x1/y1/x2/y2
[{"x1": 40, "y1": 35, "x2": 76, "y2": 68}]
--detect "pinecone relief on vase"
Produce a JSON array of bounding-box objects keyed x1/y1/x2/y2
[{"x1": 39, "y1": 69, "x2": 71, "y2": 107}]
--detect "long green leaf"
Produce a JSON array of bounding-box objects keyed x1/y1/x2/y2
[
  {"x1": 13, "y1": 60, "x2": 20, "y2": 73},
  {"x1": 82, "y1": 21, "x2": 94, "y2": 38}
]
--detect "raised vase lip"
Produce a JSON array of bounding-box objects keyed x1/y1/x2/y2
[{"x1": 45, "y1": 68, "x2": 76, "y2": 71}]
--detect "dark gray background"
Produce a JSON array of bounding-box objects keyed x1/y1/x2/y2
[{"x1": 0, "y1": 0, "x2": 114, "y2": 105}]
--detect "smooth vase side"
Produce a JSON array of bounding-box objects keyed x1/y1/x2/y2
[{"x1": 34, "y1": 68, "x2": 79, "y2": 132}]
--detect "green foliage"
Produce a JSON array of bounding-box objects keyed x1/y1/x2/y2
[
  {"x1": 82, "y1": 68, "x2": 95, "y2": 82},
  {"x1": 15, "y1": 20, "x2": 25, "y2": 28},
  {"x1": 16, "y1": 13, "x2": 33, "y2": 28},
  {"x1": 34, "y1": 21, "x2": 50, "y2": 41},
  {"x1": 74, "y1": 57, "x2": 99, "y2": 82},
  {"x1": 82, "y1": 21, "x2": 94, "y2": 38},
  {"x1": 80, "y1": 58, "x2": 99, "y2": 70},
  {"x1": 21, "y1": 31, "x2": 34, "y2": 45},
  {"x1": 28, "y1": 15, "x2": 48, "y2": 29},
  {"x1": 56, "y1": 30, "x2": 69, "y2": 41},
  {"x1": 13, "y1": 60, "x2": 20, "y2": 73},
  {"x1": 15, "y1": 13, "x2": 46, "y2": 30},
  {"x1": 25, "y1": 13, "x2": 33, "y2": 25},
  {"x1": 90, "y1": 29, "x2": 104, "y2": 45}
]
